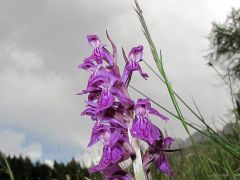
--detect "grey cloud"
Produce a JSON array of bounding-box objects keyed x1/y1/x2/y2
[{"x1": 0, "y1": 0, "x2": 130, "y2": 76}]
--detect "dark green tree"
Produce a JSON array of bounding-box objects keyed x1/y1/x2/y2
[
  {"x1": 32, "y1": 161, "x2": 52, "y2": 180},
  {"x1": 208, "y1": 8, "x2": 240, "y2": 81},
  {"x1": 0, "y1": 155, "x2": 95, "y2": 179},
  {"x1": 65, "y1": 158, "x2": 88, "y2": 180},
  {"x1": 208, "y1": 7, "x2": 240, "y2": 120},
  {"x1": 52, "y1": 161, "x2": 66, "y2": 180}
]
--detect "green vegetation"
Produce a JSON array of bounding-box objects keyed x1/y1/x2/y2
[
  {"x1": 0, "y1": 156, "x2": 104, "y2": 180},
  {"x1": 149, "y1": 128, "x2": 240, "y2": 180},
  {"x1": 133, "y1": 1, "x2": 240, "y2": 179}
]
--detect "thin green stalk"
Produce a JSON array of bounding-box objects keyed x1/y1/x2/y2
[
  {"x1": 228, "y1": 71, "x2": 240, "y2": 133},
  {"x1": 130, "y1": 85, "x2": 211, "y2": 139},
  {"x1": 143, "y1": 60, "x2": 233, "y2": 147},
  {"x1": 133, "y1": 0, "x2": 208, "y2": 176},
  {"x1": 130, "y1": 85, "x2": 240, "y2": 161},
  {"x1": 219, "y1": 149, "x2": 237, "y2": 180},
  {"x1": 143, "y1": 45, "x2": 240, "y2": 159},
  {"x1": 143, "y1": 59, "x2": 205, "y2": 123},
  {"x1": 210, "y1": 64, "x2": 239, "y2": 123}
]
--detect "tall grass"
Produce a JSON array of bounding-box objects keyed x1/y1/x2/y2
[{"x1": 133, "y1": 0, "x2": 240, "y2": 179}]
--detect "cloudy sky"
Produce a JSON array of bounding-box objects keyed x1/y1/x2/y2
[{"x1": 1, "y1": 0, "x2": 240, "y2": 166}]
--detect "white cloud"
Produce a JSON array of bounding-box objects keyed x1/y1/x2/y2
[
  {"x1": 0, "y1": 130, "x2": 42, "y2": 161},
  {"x1": 0, "y1": 45, "x2": 90, "y2": 147},
  {"x1": 44, "y1": 159, "x2": 54, "y2": 168}
]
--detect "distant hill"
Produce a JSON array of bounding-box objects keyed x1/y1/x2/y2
[{"x1": 171, "y1": 123, "x2": 235, "y2": 149}]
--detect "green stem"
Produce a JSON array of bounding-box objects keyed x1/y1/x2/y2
[{"x1": 133, "y1": 0, "x2": 210, "y2": 177}]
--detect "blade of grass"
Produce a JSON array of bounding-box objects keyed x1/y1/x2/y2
[
  {"x1": 143, "y1": 59, "x2": 236, "y2": 149},
  {"x1": 135, "y1": 0, "x2": 240, "y2": 167},
  {"x1": 130, "y1": 84, "x2": 240, "y2": 160},
  {"x1": 134, "y1": 0, "x2": 209, "y2": 176},
  {"x1": 219, "y1": 149, "x2": 237, "y2": 180}
]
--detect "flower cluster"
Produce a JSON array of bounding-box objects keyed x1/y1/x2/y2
[{"x1": 78, "y1": 33, "x2": 173, "y2": 179}]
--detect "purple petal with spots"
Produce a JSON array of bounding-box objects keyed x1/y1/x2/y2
[
  {"x1": 87, "y1": 35, "x2": 115, "y2": 65},
  {"x1": 97, "y1": 89, "x2": 115, "y2": 112},
  {"x1": 89, "y1": 145, "x2": 122, "y2": 173},
  {"x1": 121, "y1": 45, "x2": 148, "y2": 86},
  {"x1": 128, "y1": 45, "x2": 143, "y2": 62},
  {"x1": 87, "y1": 35, "x2": 102, "y2": 49},
  {"x1": 130, "y1": 117, "x2": 160, "y2": 145},
  {"x1": 88, "y1": 124, "x2": 111, "y2": 147},
  {"x1": 110, "y1": 86, "x2": 134, "y2": 109}
]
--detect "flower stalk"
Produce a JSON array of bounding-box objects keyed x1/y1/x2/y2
[{"x1": 128, "y1": 125, "x2": 147, "y2": 180}]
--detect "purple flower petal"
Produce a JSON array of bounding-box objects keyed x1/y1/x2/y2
[
  {"x1": 137, "y1": 65, "x2": 149, "y2": 79},
  {"x1": 87, "y1": 35, "x2": 102, "y2": 49},
  {"x1": 97, "y1": 89, "x2": 115, "y2": 112},
  {"x1": 86, "y1": 35, "x2": 115, "y2": 65},
  {"x1": 81, "y1": 102, "x2": 98, "y2": 118},
  {"x1": 110, "y1": 86, "x2": 134, "y2": 109},
  {"x1": 102, "y1": 164, "x2": 135, "y2": 180},
  {"x1": 130, "y1": 117, "x2": 161, "y2": 145},
  {"x1": 135, "y1": 98, "x2": 168, "y2": 121},
  {"x1": 128, "y1": 45, "x2": 143, "y2": 62},
  {"x1": 149, "y1": 107, "x2": 169, "y2": 121},
  {"x1": 79, "y1": 57, "x2": 102, "y2": 72},
  {"x1": 108, "y1": 129, "x2": 122, "y2": 147},
  {"x1": 163, "y1": 137, "x2": 174, "y2": 149},
  {"x1": 155, "y1": 154, "x2": 173, "y2": 176},
  {"x1": 121, "y1": 60, "x2": 148, "y2": 86},
  {"x1": 90, "y1": 128, "x2": 133, "y2": 173},
  {"x1": 76, "y1": 89, "x2": 88, "y2": 96},
  {"x1": 121, "y1": 45, "x2": 148, "y2": 86},
  {"x1": 90, "y1": 145, "x2": 122, "y2": 173},
  {"x1": 88, "y1": 124, "x2": 111, "y2": 147},
  {"x1": 121, "y1": 67, "x2": 132, "y2": 86}
]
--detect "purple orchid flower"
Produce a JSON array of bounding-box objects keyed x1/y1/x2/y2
[
  {"x1": 130, "y1": 98, "x2": 169, "y2": 144},
  {"x1": 88, "y1": 123, "x2": 111, "y2": 147},
  {"x1": 90, "y1": 130, "x2": 133, "y2": 173},
  {"x1": 135, "y1": 98, "x2": 169, "y2": 121},
  {"x1": 87, "y1": 35, "x2": 116, "y2": 66},
  {"x1": 81, "y1": 101, "x2": 98, "y2": 119},
  {"x1": 121, "y1": 45, "x2": 149, "y2": 86},
  {"x1": 154, "y1": 137, "x2": 174, "y2": 176},
  {"x1": 78, "y1": 34, "x2": 173, "y2": 179},
  {"x1": 131, "y1": 116, "x2": 161, "y2": 145},
  {"x1": 143, "y1": 136, "x2": 174, "y2": 177}
]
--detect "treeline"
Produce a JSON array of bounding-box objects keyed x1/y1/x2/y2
[{"x1": 0, "y1": 155, "x2": 102, "y2": 180}]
